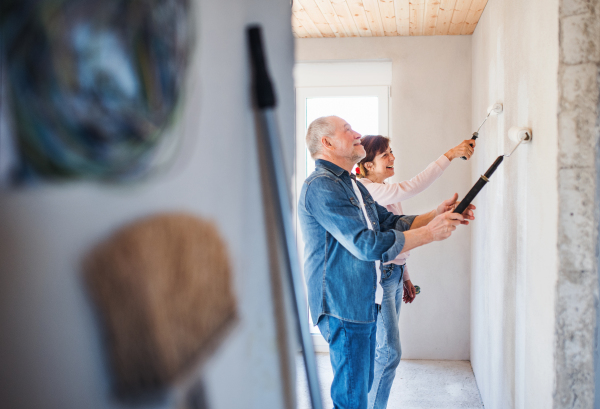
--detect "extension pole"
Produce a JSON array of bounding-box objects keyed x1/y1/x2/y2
[
  {"x1": 247, "y1": 26, "x2": 323, "y2": 409},
  {"x1": 453, "y1": 156, "x2": 503, "y2": 214},
  {"x1": 454, "y1": 133, "x2": 528, "y2": 214}
]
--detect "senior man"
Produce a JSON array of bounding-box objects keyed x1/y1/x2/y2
[{"x1": 298, "y1": 116, "x2": 474, "y2": 409}]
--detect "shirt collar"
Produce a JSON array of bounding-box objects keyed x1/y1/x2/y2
[{"x1": 315, "y1": 159, "x2": 350, "y2": 178}]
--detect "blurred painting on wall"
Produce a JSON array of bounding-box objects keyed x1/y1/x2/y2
[{"x1": 0, "y1": 0, "x2": 192, "y2": 185}]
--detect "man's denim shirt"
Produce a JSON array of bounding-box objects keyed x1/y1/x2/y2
[{"x1": 298, "y1": 159, "x2": 416, "y2": 325}]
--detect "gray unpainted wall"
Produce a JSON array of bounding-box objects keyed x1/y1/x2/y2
[
  {"x1": 295, "y1": 36, "x2": 473, "y2": 360},
  {"x1": 0, "y1": 0, "x2": 297, "y2": 408},
  {"x1": 555, "y1": 0, "x2": 600, "y2": 408}
]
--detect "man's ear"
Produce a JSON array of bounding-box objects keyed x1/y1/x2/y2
[{"x1": 321, "y1": 136, "x2": 333, "y2": 151}]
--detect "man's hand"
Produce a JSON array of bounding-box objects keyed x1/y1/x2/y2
[
  {"x1": 402, "y1": 197, "x2": 476, "y2": 251},
  {"x1": 403, "y1": 279, "x2": 416, "y2": 303},
  {"x1": 457, "y1": 203, "x2": 476, "y2": 225},
  {"x1": 444, "y1": 140, "x2": 476, "y2": 161},
  {"x1": 427, "y1": 211, "x2": 464, "y2": 241},
  {"x1": 436, "y1": 193, "x2": 476, "y2": 223}
]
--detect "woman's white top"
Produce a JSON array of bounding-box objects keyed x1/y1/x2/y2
[
  {"x1": 358, "y1": 154, "x2": 451, "y2": 282},
  {"x1": 351, "y1": 179, "x2": 383, "y2": 304}
]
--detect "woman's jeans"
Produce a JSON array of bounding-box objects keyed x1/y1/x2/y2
[
  {"x1": 367, "y1": 263, "x2": 404, "y2": 409},
  {"x1": 318, "y1": 310, "x2": 378, "y2": 409}
]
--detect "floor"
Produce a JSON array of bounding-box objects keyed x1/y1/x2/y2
[{"x1": 297, "y1": 353, "x2": 484, "y2": 409}]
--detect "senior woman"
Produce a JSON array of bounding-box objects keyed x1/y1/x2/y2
[{"x1": 357, "y1": 135, "x2": 475, "y2": 409}]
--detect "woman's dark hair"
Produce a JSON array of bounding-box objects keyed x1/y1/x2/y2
[{"x1": 357, "y1": 135, "x2": 390, "y2": 178}]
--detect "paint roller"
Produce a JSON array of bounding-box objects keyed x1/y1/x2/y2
[
  {"x1": 454, "y1": 127, "x2": 532, "y2": 215},
  {"x1": 460, "y1": 103, "x2": 504, "y2": 160}
]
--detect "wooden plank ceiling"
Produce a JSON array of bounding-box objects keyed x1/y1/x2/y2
[{"x1": 292, "y1": 0, "x2": 488, "y2": 38}]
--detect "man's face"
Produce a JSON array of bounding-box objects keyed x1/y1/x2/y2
[{"x1": 328, "y1": 117, "x2": 365, "y2": 164}]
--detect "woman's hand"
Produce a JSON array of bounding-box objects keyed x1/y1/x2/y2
[
  {"x1": 444, "y1": 140, "x2": 476, "y2": 161},
  {"x1": 403, "y1": 279, "x2": 416, "y2": 303},
  {"x1": 436, "y1": 193, "x2": 459, "y2": 215}
]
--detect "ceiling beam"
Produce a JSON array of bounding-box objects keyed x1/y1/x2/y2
[
  {"x1": 461, "y1": 0, "x2": 487, "y2": 35},
  {"x1": 448, "y1": 0, "x2": 473, "y2": 35},
  {"x1": 393, "y1": 0, "x2": 411, "y2": 36},
  {"x1": 329, "y1": 0, "x2": 362, "y2": 37},
  {"x1": 346, "y1": 0, "x2": 374, "y2": 36},
  {"x1": 435, "y1": 0, "x2": 457, "y2": 35},
  {"x1": 378, "y1": 0, "x2": 398, "y2": 36},
  {"x1": 314, "y1": 0, "x2": 350, "y2": 37},
  {"x1": 423, "y1": 0, "x2": 442, "y2": 36},
  {"x1": 296, "y1": 0, "x2": 338, "y2": 37},
  {"x1": 291, "y1": 14, "x2": 312, "y2": 38},
  {"x1": 362, "y1": 0, "x2": 386, "y2": 37},
  {"x1": 292, "y1": 0, "x2": 324, "y2": 37},
  {"x1": 409, "y1": 0, "x2": 426, "y2": 36}
]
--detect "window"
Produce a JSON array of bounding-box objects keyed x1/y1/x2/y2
[{"x1": 294, "y1": 62, "x2": 392, "y2": 349}]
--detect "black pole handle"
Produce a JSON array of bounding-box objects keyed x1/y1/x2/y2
[
  {"x1": 483, "y1": 155, "x2": 504, "y2": 178},
  {"x1": 453, "y1": 177, "x2": 487, "y2": 214},
  {"x1": 460, "y1": 132, "x2": 479, "y2": 160},
  {"x1": 247, "y1": 25, "x2": 323, "y2": 409},
  {"x1": 453, "y1": 155, "x2": 504, "y2": 214},
  {"x1": 248, "y1": 26, "x2": 276, "y2": 109}
]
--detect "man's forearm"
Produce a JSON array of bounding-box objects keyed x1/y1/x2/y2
[
  {"x1": 401, "y1": 226, "x2": 434, "y2": 252},
  {"x1": 410, "y1": 209, "x2": 436, "y2": 229}
]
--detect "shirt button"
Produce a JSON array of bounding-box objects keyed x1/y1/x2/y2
[{"x1": 372, "y1": 221, "x2": 375, "y2": 224}]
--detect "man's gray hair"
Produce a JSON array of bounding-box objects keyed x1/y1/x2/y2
[{"x1": 306, "y1": 116, "x2": 336, "y2": 159}]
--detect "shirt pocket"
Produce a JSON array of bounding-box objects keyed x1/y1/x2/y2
[
  {"x1": 337, "y1": 193, "x2": 362, "y2": 217},
  {"x1": 348, "y1": 197, "x2": 361, "y2": 208},
  {"x1": 363, "y1": 197, "x2": 380, "y2": 231},
  {"x1": 350, "y1": 196, "x2": 377, "y2": 230}
]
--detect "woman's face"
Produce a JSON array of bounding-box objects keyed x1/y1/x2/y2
[{"x1": 367, "y1": 146, "x2": 395, "y2": 182}]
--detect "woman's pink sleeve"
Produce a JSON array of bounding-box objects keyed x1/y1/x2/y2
[{"x1": 364, "y1": 155, "x2": 451, "y2": 206}]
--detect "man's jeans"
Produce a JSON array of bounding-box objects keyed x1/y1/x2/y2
[
  {"x1": 368, "y1": 264, "x2": 404, "y2": 409},
  {"x1": 318, "y1": 310, "x2": 378, "y2": 409}
]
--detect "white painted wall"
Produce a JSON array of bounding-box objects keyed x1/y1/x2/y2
[
  {"x1": 296, "y1": 37, "x2": 473, "y2": 360},
  {"x1": 470, "y1": 1, "x2": 559, "y2": 408},
  {"x1": 0, "y1": 1, "x2": 296, "y2": 408}
]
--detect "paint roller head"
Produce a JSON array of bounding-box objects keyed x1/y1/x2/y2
[
  {"x1": 508, "y1": 127, "x2": 532, "y2": 144},
  {"x1": 474, "y1": 102, "x2": 504, "y2": 136},
  {"x1": 487, "y1": 103, "x2": 503, "y2": 115}
]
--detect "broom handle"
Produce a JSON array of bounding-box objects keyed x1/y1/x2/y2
[{"x1": 248, "y1": 26, "x2": 323, "y2": 409}]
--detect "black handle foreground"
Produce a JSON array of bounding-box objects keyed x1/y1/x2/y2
[
  {"x1": 483, "y1": 155, "x2": 504, "y2": 178},
  {"x1": 454, "y1": 155, "x2": 504, "y2": 214},
  {"x1": 453, "y1": 177, "x2": 487, "y2": 214},
  {"x1": 247, "y1": 25, "x2": 323, "y2": 409},
  {"x1": 248, "y1": 26, "x2": 276, "y2": 109},
  {"x1": 460, "y1": 132, "x2": 479, "y2": 160}
]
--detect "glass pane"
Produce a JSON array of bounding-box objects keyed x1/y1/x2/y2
[{"x1": 305, "y1": 96, "x2": 379, "y2": 136}]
